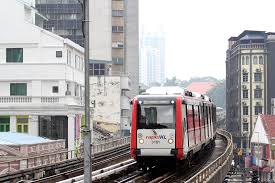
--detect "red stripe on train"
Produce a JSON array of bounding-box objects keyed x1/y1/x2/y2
[
  {"x1": 130, "y1": 98, "x2": 138, "y2": 159},
  {"x1": 176, "y1": 97, "x2": 183, "y2": 159}
]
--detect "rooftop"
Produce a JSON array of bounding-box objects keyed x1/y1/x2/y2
[
  {"x1": 261, "y1": 115, "x2": 275, "y2": 138},
  {"x1": 0, "y1": 132, "x2": 52, "y2": 145},
  {"x1": 186, "y1": 82, "x2": 216, "y2": 94}
]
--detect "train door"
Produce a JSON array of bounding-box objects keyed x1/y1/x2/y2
[
  {"x1": 194, "y1": 106, "x2": 200, "y2": 144},
  {"x1": 187, "y1": 104, "x2": 195, "y2": 147},
  {"x1": 199, "y1": 105, "x2": 204, "y2": 141},
  {"x1": 208, "y1": 106, "x2": 212, "y2": 138},
  {"x1": 182, "y1": 104, "x2": 188, "y2": 153},
  {"x1": 205, "y1": 105, "x2": 209, "y2": 139}
]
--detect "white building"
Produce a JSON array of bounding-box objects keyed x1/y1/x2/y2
[{"x1": 0, "y1": 0, "x2": 85, "y2": 152}]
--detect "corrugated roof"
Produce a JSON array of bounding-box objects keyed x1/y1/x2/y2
[
  {"x1": 186, "y1": 82, "x2": 216, "y2": 94},
  {"x1": 260, "y1": 115, "x2": 275, "y2": 138},
  {"x1": 0, "y1": 132, "x2": 52, "y2": 145}
]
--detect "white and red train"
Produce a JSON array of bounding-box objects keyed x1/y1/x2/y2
[{"x1": 130, "y1": 87, "x2": 217, "y2": 169}]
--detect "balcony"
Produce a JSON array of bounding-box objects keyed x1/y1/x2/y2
[{"x1": 0, "y1": 96, "x2": 84, "y2": 107}]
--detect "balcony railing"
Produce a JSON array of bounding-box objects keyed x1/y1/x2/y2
[{"x1": 0, "y1": 96, "x2": 84, "y2": 106}]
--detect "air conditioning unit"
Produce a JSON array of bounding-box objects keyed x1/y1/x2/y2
[
  {"x1": 242, "y1": 85, "x2": 247, "y2": 89},
  {"x1": 256, "y1": 102, "x2": 261, "y2": 106},
  {"x1": 256, "y1": 85, "x2": 261, "y2": 89},
  {"x1": 256, "y1": 68, "x2": 261, "y2": 72},
  {"x1": 243, "y1": 69, "x2": 247, "y2": 73},
  {"x1": 243, "y1": 118, "x2": 247, "y2": 122},
  {"x1": 242, "y1": 102, "x2": 247, "y2": 106}
]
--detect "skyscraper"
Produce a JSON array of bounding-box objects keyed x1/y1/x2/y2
[
  {"x1": 140, "y1": 31, "x2": 165, "y2": 86},
  {"x1": 226, "y1": 30, "x2": 275, "y2": 149}
]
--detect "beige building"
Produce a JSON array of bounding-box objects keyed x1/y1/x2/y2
[{"x1": 226, "y1": 31, "x2": 268, "y2": 150}]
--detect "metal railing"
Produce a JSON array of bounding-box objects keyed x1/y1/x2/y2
[
  {"x1": 0, "y1": 96, "x2": 84, "y2": 106},
  {"x1": 0, "y1": 136, "x2": 130, "y2": 175},
  {"x1": 184, "y1": 129, "x2": 233, "y2": 183}
]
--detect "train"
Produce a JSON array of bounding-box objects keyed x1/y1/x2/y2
[{"x1": 130, "y1": 87, "x2": 217, "y2": 170}]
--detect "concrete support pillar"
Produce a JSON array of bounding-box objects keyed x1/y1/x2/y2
[
  {"x1": 10, "y1": 115, "x2": 16, "y2": 132},
  {"x1": 67, "y1": 114, "x2": 75, "y2": 155},
  {"x1": 29, "y1": 115, "x2": 39, "y2": 136}
]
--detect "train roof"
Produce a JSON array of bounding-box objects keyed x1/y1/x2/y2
[{"x1": 139, "y1": 86, "x2": 213, "y2": 103}]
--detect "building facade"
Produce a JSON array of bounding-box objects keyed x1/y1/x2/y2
[
  {"x1": 35, "y1": 0, "x2": 139, "y2": 135},
  {"x1": 36, "y1": 0, "x2": 84, "y2": 47},
  {"x1": 90, "y1": 75, "x2": 131, "y2": 136},
  {"x1": 226, "y1": 30, "x2": 275, "y2": 149},
  {"x1": 140, "y1": 31, "x2": 166, "y2": 86},
  {"x1": 0, "y1": 0, "x2": 84, "y2": 152}
]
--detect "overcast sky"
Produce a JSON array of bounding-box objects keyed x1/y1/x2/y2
[{"x1": 139, "y1": 0, "x2": 275, "y2": 80}]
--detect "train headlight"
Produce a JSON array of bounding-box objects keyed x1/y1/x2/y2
[
  {"x1": 168, "y1": 139, "x2": 174, "y2": 144},
  {"x1": 171, "y1": 100, "x2": 175, "y2": 104},
  {"x1": 139, "y1": 139, "x2": 144, "y2": 144}
]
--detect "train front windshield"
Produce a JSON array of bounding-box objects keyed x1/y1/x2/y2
[{"x1": 137, "y1": 104, "x2": 175, "y2": 129}]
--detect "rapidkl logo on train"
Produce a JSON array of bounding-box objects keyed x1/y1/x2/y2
[{"x1": 145, "y1": 135, "x2": 167, "y2": 140}]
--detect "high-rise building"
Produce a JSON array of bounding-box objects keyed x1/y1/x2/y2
[
  {"x1": 226, "y1": 30, "x2": 275, "y2": 149},
  {"x1": 140, "y1": 31, "x2": 165, "y2": 86},
  {"x1": 36, "y1": 0, "x2": 84, "y2": 47}
]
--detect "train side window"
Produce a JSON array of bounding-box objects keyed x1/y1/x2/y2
[
  {"x1": 205, "y1": 106, "x2": 209, "y2": 137},
  {"x1": 198, "y1": 106, "x2": 200, "y2": 127},
  {"x1": 187, "y1": 105, "x2": 194, "y2": 129}
]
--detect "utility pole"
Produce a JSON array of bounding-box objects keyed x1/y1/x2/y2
[{"x1": 83, "y1": 0, "x2": 92, "y2": 182}]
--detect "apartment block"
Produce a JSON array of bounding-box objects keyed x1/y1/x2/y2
[{"x1": 226, "y1": 30, "x2": 275, "y2": 149}]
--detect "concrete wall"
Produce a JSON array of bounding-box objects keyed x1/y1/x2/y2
[{"x1": 90, "y1": 76, "x2": 121, "y2": 127}]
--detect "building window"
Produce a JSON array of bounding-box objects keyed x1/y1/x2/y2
[
  {"x1": 56, "y1": 51, "x2": 62, "y2": 58},
  {"x1": 6, "y1": 48, "x2": 23, "y2": 63},
  {"x1": 259, "y1": 56, "x2": 264, "y2": 65},
  {"x1": 243, "y1": 106, "x2": 248, "y2": 115},
  {"x1": 89, "y1": 63, "x2": 105, "y2": 76},
  {"x1": 0, "y1": 116, "x2": 10, "y2": 132},
  {"x1": 112, "y1": 57, "x2": 124, "y2": 65},
  {"x1": 253, "y1": 56, "x2": 258, "y2": 64},
  {"x1": 243, "y1": 123, "x2": 248, "y2": 132},
  {"x1": 16, "y1": 116, "x2": 28, "y2": 133},
  {"x1": 242, "y1": 56, "x2": 245, "y2": 65},
  {"x1": 254, "y1": 89, "x2": 262, "y2": 98},
  {"x1": 243, "y1": 89, "x2": 248, "y2": 98},
  {"x1": 112, "y1": 26, "x2": 124, "y2": 32},
  {"x1": 10, "y1": 83, "x2": 27, "y2": 96},
  {"x1": 243, "y1": 73, "x2": 248, "y2": 82},
  {"x1": 246, "y1": 56, "x2": 250, "y2": 65},
  {"x1": 52, "y1": 86, "x2": 59, "y2": 93},
  {"x1": 67, "y1": 50, "x2": 71, "y2": 65},
  {"x1": 112, "y1": 10, "x2": 124, "y2": 17},
  {"x1": 255, "y1": 106, "x2": 262, "y2": 115},
  {"x1": 254, "y1": 73, "x2": 262, "y2": 82}
]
